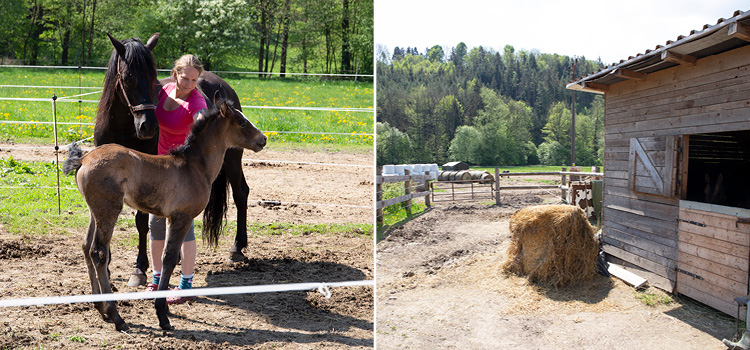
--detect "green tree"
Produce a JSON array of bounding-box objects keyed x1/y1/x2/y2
[
  {"x1": 542, "y1": 101, "x2": 571, "y2": 145},
  {"x1": 427, "y1": 45, "x2": 444, "y2": 62},
  {"x1": 537, "y1": 141, "x2": 569, "y2": 165},
  {"x1": 376, "y1": 122, "x2": 412, "y2": 165},
  {"x1": 0, "y1": 0, "x2": 31, "y2": 61},
  {"x1": 448, "y1": 125, "x2": 481, "y2": 164}
]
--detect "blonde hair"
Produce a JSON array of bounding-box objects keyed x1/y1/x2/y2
[{"x1": 171, "y1": 54, "x2": 203, "y2": 80}]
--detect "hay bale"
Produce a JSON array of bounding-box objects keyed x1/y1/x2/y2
[{"x1": 501, "y1": 205, "x2": 598, "y2": 287}]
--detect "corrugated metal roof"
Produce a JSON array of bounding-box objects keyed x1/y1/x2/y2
[{"x1": 567, "y1": 10, "x2": 750, "y2": 94}]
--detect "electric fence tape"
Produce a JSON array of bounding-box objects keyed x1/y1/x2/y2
[{"x1": 0, "y1": 280, "x2": 374, "y2": 307}]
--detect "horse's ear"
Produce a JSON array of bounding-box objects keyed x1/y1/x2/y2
[
  {"x1": 145, "y1": 33, "x2": 160, "y2": 52},
  {"x1": 106, "y1": 33, "x2": 126, "y2": 58},
  {"x1": 219, "y1": 101, "x2": 231, "y2": 119},
  {"x1": 212, "y1": 90, "x2": 221, "y2": 107}
]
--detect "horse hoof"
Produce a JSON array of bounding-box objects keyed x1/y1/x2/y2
[
  {"x1": 228, "y1": 252, "x2": 246, "y2": 262},
  {"x1": 127, "y1": 269, "x2": 147, "y2": 287},
  {"x1": 160, "y1": 322, "x2": 174, "y2": 330},
  {"x1": 115, "y1": 322, "x2": 129, "y2": 332}
]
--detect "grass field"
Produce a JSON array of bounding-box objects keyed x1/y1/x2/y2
[{"x1": 0, "y1": 67, "x2": 374, "y2": 148}]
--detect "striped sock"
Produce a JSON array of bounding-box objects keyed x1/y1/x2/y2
[
  {"x1": 179, "y1": 274, "x2": 193, "y2": 290},
  {"x1": 152, "y1": 271, "x2": 161, "y2": 285}
]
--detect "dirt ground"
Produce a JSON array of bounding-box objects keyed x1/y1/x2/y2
[
  {"x1": 0, "y1": 143, "x2": 373, "y2": 225},
  {"x1": 376, "y1": 188, "x2": 739, "y2": 349},
  {"x1": 0, "y1": 143, "x2": 374, "y2": 349}
]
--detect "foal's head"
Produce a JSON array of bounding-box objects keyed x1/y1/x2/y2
[
  {"x1": 177, "y1": 100, "x2": 266, "y2": 155},
  {"x1": 216, "y1": 101, "x2": 267, "y2": 152},
  {"x1": 100, "y1": 33, "x2": 160, "y2": 140}
]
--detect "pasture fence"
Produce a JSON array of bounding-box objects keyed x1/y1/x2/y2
[
  {"x1": 0, "y1": 68, "x2": 373, "y2": 212},
  {"x1": 0, "y1": 280, "x2": 375, "y2": 308},
  {"x1": 377, "y1": 166, "x2": 605, "y2": 226},
  {"x1": 0, "y1": 64, "x2": 374, "y2": 78},
  {"x1": 493, "y1": 166, "x2": 603, "y2": 219},
  {"x1": 376, "y1": 167, "x2": 432, "y2": 225}
]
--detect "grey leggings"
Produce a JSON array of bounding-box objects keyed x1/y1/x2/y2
[{"x1": 148, "y1": 214, "x2": 196, "y2": 242}]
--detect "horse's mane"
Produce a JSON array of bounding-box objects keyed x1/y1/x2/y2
[
  {"x1": 95, "y1": 37, "x2": 157, "y2": 131},
  {"x1": 169, "y1": 99, "x2": 234, "y2": 158}
]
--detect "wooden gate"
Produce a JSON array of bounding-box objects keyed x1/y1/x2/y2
[{"x1": 675, "y1": 201, "x2": 750, "y2": 319}]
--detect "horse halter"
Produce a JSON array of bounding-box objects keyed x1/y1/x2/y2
[{"x1": 115, "y1": 56, "x2": 156, "y2": 116}]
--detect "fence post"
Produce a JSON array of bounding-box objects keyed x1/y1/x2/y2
[
  {"x1": 561, "y1": 167, "x2": 567, "y2": 202},
  {"x1": 52, "y1": 95, "x2": 61, "y2": 215},
  {"x1": 404, "y1": 169, "x2": 412, "y2": 215},
  {"x1": 495, "y1": 167, "x2": 500, "y2": 205},
  {"x1": 423, "y1": 177, "x2": 431, "y2": 208},
  {"x1": 376, "y1": 166, "x2": 383, "y2": 225}
]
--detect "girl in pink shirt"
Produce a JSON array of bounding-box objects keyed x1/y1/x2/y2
[{"x1": 146, "y1": 54, "x2": 207, "y2": 305}]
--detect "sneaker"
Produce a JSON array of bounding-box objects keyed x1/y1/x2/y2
[
  {"x1": 145, "y1": 283, "x2": 159, "y2": 292},
  {"x1": 166, "y1": 287, "x2": 196, "y2": 305}
]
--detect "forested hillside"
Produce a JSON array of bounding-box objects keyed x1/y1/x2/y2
[
  {"x1": 0, "y1": 0, "x2": 373, "y2": 74},
  {"x1": 376, "y1": 43, "x2": 605, "y2": 166}
]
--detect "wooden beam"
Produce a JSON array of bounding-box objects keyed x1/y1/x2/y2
[
  {"x1": 608, "y1": 263, "x2": 648, "y2": 289},
  {"x1": 661, "y1": 50, "x2": 697, "y2": 66},
  {"x1": 582, "y1": 81, "x2": 608, "y2": 93},
  {"x1": 728, "y1": 22, "x2": 750, "y2": 41},
  {"x1": 614, "y1": 68, "x2": 647, "y2": 81}
]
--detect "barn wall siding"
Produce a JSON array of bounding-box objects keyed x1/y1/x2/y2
[{"x1": 602, "y1": 44, "x2": 750, "y2": 292}]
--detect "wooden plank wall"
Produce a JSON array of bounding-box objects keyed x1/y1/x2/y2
[
  {"x1": 677, "y1": 207, "x2": 750, "y2": 318},
  {"x1": 602, "y1": 44, "x2": 750, "y2": 291}
]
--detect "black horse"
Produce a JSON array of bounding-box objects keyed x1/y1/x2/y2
[{"x1": 96, "y1": 34, "x2": 253, "y2": 287}]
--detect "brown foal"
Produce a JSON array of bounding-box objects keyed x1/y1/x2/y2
[{"x1": 64, "y1": 100, "x2": 266, "y2": 331}]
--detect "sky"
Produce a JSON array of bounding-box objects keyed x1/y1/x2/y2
[{"x1": 375, "y1": 0, "x2": 750, "y2": 65}]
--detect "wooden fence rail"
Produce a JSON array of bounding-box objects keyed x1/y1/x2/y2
[
  {"x1": 375, "y1": 166, "x2": 604, "y2": 224},
  {"x1": 376, "y1": 167, "x2": 431, "y2": 224}
]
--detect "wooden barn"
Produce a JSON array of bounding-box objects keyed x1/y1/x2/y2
[{"x1": 567, "y1": 10, "x2": 750, "y2": 318}]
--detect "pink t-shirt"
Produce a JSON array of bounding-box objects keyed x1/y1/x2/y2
[{"x1": 156, "y1": 82, "x2": 207, "y2": 155}]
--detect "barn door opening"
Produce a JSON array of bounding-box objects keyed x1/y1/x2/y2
[{"x1": 675, "y1": 130, "x2": 750, "y2": 319}]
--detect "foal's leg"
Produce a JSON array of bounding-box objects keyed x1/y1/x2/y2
[
  {"x1": 224, "y1": 149, "x2": 249, "y2": 261},
  {"x1": 154, "y1": 214, "x2": 192, "y2": 330},
  {"x1": 127, "y1": 210, "x2": 150, "y2": 286},
  {"x1": 88, "y1": 206, "x2": 128, "y2": 331},
  {"x1": 82, "y1": 214, "x2": 107, "y2": 320}
]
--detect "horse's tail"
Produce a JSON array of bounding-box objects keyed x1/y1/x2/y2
[
  {"x1": 62, "y1": 143, "x2": 84, "y2": 175},
  {"x1": 203, "y1": 167, "x2": 228, "y2": 247}
]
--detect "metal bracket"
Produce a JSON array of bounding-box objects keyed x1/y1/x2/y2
[
  {"x1": 677, "y1": 218, "x2": 706, "y2": 227},
  {"x1": 676, "y1": 267, "x2": 704, "y2": 280}
]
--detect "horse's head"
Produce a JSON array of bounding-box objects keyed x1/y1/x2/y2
[
  {"x1": 106, "y1": 33, "x2": 160, "y2": 140},
  {"x1": 704, "y1": 172, "x2": 726, "y2": 204},
  {"x1": 217, "y1": 101, "x2": 267, "y2": 152}
]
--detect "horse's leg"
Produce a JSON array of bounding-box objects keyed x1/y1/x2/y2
[
  {"x1": 127, "y1": 210, "x2": 149, "y2": 286},
  {"x1": 88, "y1": 207, "x2": 128, "y2": 331},
  {"x1": 82, "y1": 213, "x2": 108, "y2": 321},
  {"x1": 154, "y1": 214, "x2": 192, "y2": 330},
  {"x1": 224, "y1": 149, "x2": 249, "y2": 261}
]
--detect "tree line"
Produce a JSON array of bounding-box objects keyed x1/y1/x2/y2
[
  {"x1": 376, "y1": 43, "x2": 605, "y2": 167},
  {"x1": 0, "y1": 0, "x2": 373, "y2": 74}
]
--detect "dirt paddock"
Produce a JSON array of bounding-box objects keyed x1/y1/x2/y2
[
  {"x1": 376, "y1": 191, "x2": 738, "y2": 350},
  {"x1": 0, "y1": 144, "x2": 373, "y2": 349}
]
